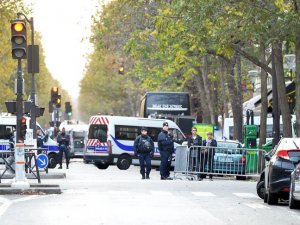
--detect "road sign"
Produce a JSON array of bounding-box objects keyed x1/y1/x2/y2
[{"x1": 36, "y1": 154, "x2": 49, "y2": 169}]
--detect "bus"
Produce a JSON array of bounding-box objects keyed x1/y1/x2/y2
[
  {"x1": 84, "y1": 115, "x2": 186, "y2": 170},
  {"x1": 140, "y1": 92, "x2": 191, "y2": 118},
  {"x1": 140, "y1": 92, "x2": 194, "y2": 136}
]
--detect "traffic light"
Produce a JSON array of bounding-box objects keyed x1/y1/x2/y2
[
  {"x1": 20, "y1": 117, "x2": 27, "y2": 141},
  {"x1": 11, "y1": 19, "x2": 27, "y2": 59},
  {"x1": 55, "y1": 94, "x2": 61, "y2": 108},
  {"x1": 51, "y1": 87, "x2": 59, "y2": 103},
  {"x1": 65, "y1": 102, "x2": 72, "y2": 116}
]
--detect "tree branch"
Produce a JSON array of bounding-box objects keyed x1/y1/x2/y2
[{"x1": 231, "y1": 44, "x2": 273, "y2": 75}]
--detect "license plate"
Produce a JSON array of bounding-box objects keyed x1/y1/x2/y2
[
  {"x1": 86, "y1": 148, "x2": 94, "y2": 153},
  {"x1": 219, "y1": 157, "x2": 233, "y2": 162}
]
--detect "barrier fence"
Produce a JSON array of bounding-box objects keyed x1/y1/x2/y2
[{"x1": 174, "y1": 145, "x2": 266, "y2": 180}]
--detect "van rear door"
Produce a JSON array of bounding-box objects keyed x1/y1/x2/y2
[{"x1": 87, "y1": 124, "x2": 108, "y2": 153}]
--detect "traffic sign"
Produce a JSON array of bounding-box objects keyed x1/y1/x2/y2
[{"x1": 36, "y1": 154, "x2": 49, "y2": 169}]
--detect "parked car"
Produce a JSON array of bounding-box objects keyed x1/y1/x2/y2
[
  {"x1": 289, "y1": 162, "x2": 300, "y2": 209},
  {"x1": 214, "y1": 140, "x2": 246, "y2": 180},
  {"x1": 263, "y1": 138, "x2": 300, "y2": 205}
]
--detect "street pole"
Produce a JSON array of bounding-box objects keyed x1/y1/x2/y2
[
  {"x1": 272, "y1": 47, "x2": 280, "y2": 147},
  {"x1": 11, "y1": 59, "x2": 30, "y2": 189},
  {"x1": 29, "y1": 17, "x2": 37, "y2": 139}
]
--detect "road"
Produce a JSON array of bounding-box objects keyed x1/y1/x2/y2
[{"x1": 0, "y1": 160, "x2": 299, "y2": 225}]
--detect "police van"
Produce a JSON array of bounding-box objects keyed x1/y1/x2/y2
[
  {"x1": 0, "y1": 115, "x2": 59, "y2": 168},
  {"x1": 84, "y1": 116, "x2": 186, "y2": 170},
  {"x1": 59, "y1": 124, "x2": 88, "y2": 158}
]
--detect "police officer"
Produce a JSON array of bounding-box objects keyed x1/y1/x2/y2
[
  {"x1": 134, "y1": 127, "x2": 154, "y2": 179},
  {"x1": 57, "y1": 127, "x2": 70, "y2": 169},
  {"x1": 158, "y1": 122, "x2": 174, "y2": 180}
]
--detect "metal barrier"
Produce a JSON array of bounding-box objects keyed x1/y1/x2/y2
[
  {"x1": 0, "y1": 149, "x2": 43, "y2": 183},
  {"x1": 174, "y1": 145, "x2": 266, "y2": 180}
]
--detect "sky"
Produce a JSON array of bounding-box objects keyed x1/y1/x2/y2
[{"x1": 23, "y1": 0, "x2": 105, "y2": 99}]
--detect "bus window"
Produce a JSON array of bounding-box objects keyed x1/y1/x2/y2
[{"x1": 89, "y1": 124, "x2": 108, "y2": 142}]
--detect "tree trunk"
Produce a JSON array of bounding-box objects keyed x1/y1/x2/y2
[
  {"x1": 201, "y1": 55, "x2": 215, "y2": 123},
  {"x1": 295, "y1": 36, "x2": 300, "y2": 137},
  {"x1": 225, "y1": 55, "x2": 243, "y2": 142},
  {"x1": 259, "y1": 45, "x2": 268, "y2": 148},
  {"x1": 273, "y1": 42, "x2": 292, "y2": 137},
  {"x1": 194, "y1": 71, "x2": 211, "y2": 123}
]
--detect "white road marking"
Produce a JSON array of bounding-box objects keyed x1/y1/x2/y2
[
  {"x1": 150, "y1": 191, "x2": 173, "y2": 196},
  {"x1": 233, "y1": 193, "x2": 259, "y2": 199},
  {"x1": 192, "y1": 192, "x2": 216, "y2": 197},
  {"x1": 0, "y1": 197, "x2": 12, "y2": 219},
  {"x1": 244, "y1": 203, "x2": 270, "y2": 209}
]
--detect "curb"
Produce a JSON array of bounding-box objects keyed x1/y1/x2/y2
[
  {"x1": 1, "y1": 172, "x2": 66, "y2": 179},
  {"x1": 0, "y1": 184, "x2": 61, "y2": 195}
]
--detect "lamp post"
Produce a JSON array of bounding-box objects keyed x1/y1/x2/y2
[{"x1": 17, "y1": 12, "x2": 37, "y2": 139}]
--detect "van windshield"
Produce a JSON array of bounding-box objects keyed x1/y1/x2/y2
[{"x1": 88, "y1": 124, "x2": 107, "y2": 142}]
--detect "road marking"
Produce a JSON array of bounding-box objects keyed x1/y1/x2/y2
[
  {"x1": 233, "y1": 193, "x2": 259, "y2": 199},
  {"x1": 0, "y1": 197, "x2": 12, "y2": 219},
  {"x1": 244, "y1": 203, "x2": 270, "y2": 209},
  {"x1": 150, "y1": 191, "x2": 173, "y2": 196},
  {"x1": 192, "y1": 192, "x2": 216, "y2": 197}
]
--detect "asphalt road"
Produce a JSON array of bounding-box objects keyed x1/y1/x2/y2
[{"x1": 0, "y1": 160, "x2": 299, "y2": 225}]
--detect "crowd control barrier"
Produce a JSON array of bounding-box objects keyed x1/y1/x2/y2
[{"x1": 174, "y1": 145, "x2": 266, "y2": 180}]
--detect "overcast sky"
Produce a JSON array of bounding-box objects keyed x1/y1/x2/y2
[{"x1": 23, "y1": 0, "x2": 104, "y2": 99}]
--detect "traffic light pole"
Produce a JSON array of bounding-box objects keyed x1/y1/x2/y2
[
  {"x1": 16, "y1": 59, "x2": 24, "y2": 143},
  {"x1": 18, "y1": 13, "x2": 37, "y2": 139}
]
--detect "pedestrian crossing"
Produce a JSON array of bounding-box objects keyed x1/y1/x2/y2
[{"x1": 64, "y1": 189, "x2": 261, "y2": 200}]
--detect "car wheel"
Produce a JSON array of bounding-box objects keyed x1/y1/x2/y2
[
  {"x1": 264, "y1": 193, "x2": 268, "y2": 203},
  {"x1": 117, "y1": 155, "x2": 131, "y2": 170},
  {"x1": 47, "y1": 153, "x2": 58, "y2": 169},
  {"x1": 289, "y1": 182, "x2": 300, "y2": 209},
  {"x1": 267, "y1": 192, "x2": 278, "y2": 205},
  {"x1": 256, "y1": 181, "x2": 265, "y2": 199},
  {"x1": 236, "y1": 176, "x2": 247, "y2": 180},
  {"x1": 95, "y1": 163, "x2": 109, "y2": 170}
]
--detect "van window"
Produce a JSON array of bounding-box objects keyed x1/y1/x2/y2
[
  {"x1": 0, "y1": 125, "x2": 16, "y2": 139},
  {"x1": 88, "y1": 124, "x2": 108, "y2": 142},
  {"x1": 115, "y1": 125, "x2": 139, "y2": 140},
  {"x1": 115, "y1": 125, "x2": 161, "y2": 141},
  {"x1": 170, "y1": 129, "x2": 185, "y2": 144}
]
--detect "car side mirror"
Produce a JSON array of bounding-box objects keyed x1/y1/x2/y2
[{"x1": 265, "y1": 154, "x2": 271, "y2": 161}]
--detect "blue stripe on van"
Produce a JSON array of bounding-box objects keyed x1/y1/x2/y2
[{"x1": 110, "y1": 135, "x2": 133, "y2": 152}]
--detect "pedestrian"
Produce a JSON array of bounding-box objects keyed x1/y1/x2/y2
[
  {"x1": 158, "y1": 122, "x2": 174, "y2": 180},
  {"x1": 187, "y1": 127, "x2": 202, "y2": 180},
  {"x1": 57, "y1": 127, "x2": 70, "y2": 169},
  {"x1": 134, "y1": 127, "x2": 155, "y2": 179},
  {"x1": 202, "y1": 131, "x2": 217, "y2": 180}
]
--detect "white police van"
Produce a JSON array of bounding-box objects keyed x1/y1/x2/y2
[
  {"x1": 84, "y1": 115, "x2": 186, "y2": 170},
  {"x1": 0, "y1": 115, "x2": 59, "y2": 168}
]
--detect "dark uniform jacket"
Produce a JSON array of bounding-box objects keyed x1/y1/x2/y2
[
  {"x1": 57, "y1": 132, "x2": 70, "y2": 147},
  {"x1": 133, "y1": 135, "x2": 155, "y2": 155},
  {"x1": 187, "y1": 135, "x2": 203, "y2": 147},
  {"x1": 158, "y1": 130, "x2": 174, "y2": 153}
]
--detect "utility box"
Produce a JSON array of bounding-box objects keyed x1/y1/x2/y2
[{"x1": 243, "y1": 125, "x2": 257, "y2": 149}]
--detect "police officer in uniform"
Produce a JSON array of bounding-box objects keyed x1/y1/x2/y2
[
  {"x1": 57, "y1": 127, "x2": 70, "y2": 169},
  {"x1": 134, "y1": 127, "x2": 155, "y2": 179},
  {"x1": 158, "y1": 122, "x2": 174, "y2": 180}
]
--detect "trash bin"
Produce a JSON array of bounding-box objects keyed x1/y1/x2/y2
[{"x1": 246, "y1": 149, "x2": 258, "y2": 174}]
